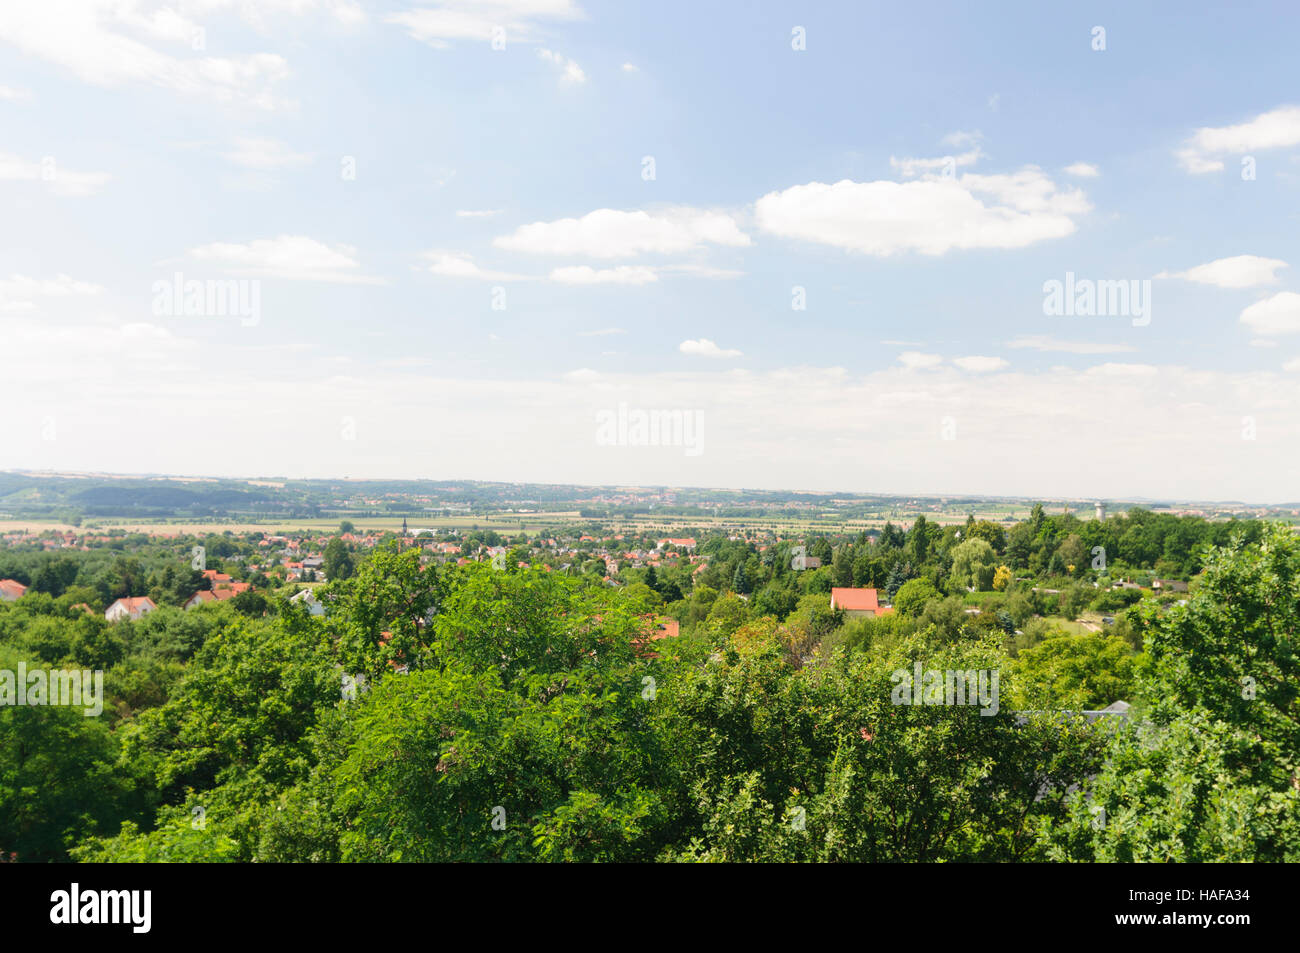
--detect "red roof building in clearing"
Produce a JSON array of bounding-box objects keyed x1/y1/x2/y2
[
  {"x1": 657, "y1": 537, "x2": 697, "y2": 551},
  {"x1": 0, "y1": 579, "x2": 27, "y2": 602},
  {"x1": 830, "y1": 587, "x2": 884, "y2": 618},
  {"x1": 632, "y1": 615, "x2": 681, "y2": 658},
  {"x1": 105, "y1": 596, "x2": 157, "y2": 623}
]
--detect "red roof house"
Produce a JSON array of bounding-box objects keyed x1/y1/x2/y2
[{"x1": 830, "y1": 587, "x2": 884, "y2": 617}]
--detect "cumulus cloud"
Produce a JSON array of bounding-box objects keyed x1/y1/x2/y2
[
  {"x1": 423, "y1": 251, "x2": 524, "y2": 281},
  {"x1": 679, "y1": 338, "x2": 742, "y2": 359},
  {"x1": 952, "y1": 355, "x2": 1009, "y2": 373},
  {"x1": 755, "y1": 168, "x2": 1089, "y2": 256},
  {"x1": 1158, "y1": 255, "x2": 1287, "y2": 289},
  {"x1": 1240, "y1": 292, "x2": 1300, "y2": 336},
  {"x1": 0, "y1": 1, "x2": 359, "y2": 110},
  {"x1": 1085, "y1": 363, "x2": 1160, "y2": 377},
  {"x1": 1177, "y1": 105, "x2": 1300, "y2": 173},
  {"x1": 495, "y1": 207, "x2": 751, "y2": 258},
  {"x1": 898, "y1": 351, "x2": 944, "y2": 369},
  {"x1": 189, "y1": 235, "x2": 384, "y2": 283},
  {"x1": 1064, "y1": 162, "x2": 1100, "y2": 178}
]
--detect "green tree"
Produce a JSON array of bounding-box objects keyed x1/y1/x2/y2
[
  {"x1": 323, "y1": 538, "x2": 355, "y2": 582},
  {"x1": 950, "y1": 538, "x2": 997, "y2": 591},
  {"x1": 892, "y1": 578, "x2": 939, "y2": 617}
]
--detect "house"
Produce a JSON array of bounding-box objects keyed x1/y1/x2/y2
[
  {"x1": 290, "y1": 588, "x2": 327, "y2": 616},
  {"x1": 184, "y1": 590, "x2": 223, "y2": 610},
  {"x1": 657, "y1": 537, "x2": 696, "y2": 552},
  {"x1": 105, "y1": 596, "x2": 157, "y2": 623},
  {"x1": 0, "y1": 578, "x2": 27, "y2": 602},
  {"x1": 1152, "y1": 579, "x2": 1189, "y2": 593},
  {"x1": 829, "y1": 587, "x2": 888, "y2": 619},
  {"x1": 633, "y1": 615, "x2": 681, "y2": 658}
]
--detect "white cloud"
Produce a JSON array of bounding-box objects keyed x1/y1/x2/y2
[
  {"x1": 1064, "y1": 162, "x2": 1100, "y2": 178},
  {"x1": 1006, "y1": 335, "x2": 1136, "y2": 355},
  {"x1": 661, "y1": 263, "x2": 745, "y2": 279},
  {"x1": 386, "y1": 0, "x2": 583, "y2": 48},
  {"x1": 222, "y1": 137, "x2": 314, "y2": 169},
  {"x1": 755, "y1": 168, "x2": 1089, "y2": 256},
  {"x1": 679, "y1": 338, "x2": 742, "y2": 359},
  {"x1": 1177, "y1": 105, "x2": 1300, "y2": 173},
  {"x1": 941, "y1": 130, "x2": 982, "y2": 148},
  {"x1": 0, "y1": 153, "x2": 110, "y2": 196},
  {"x1": 952, "y1": 355, "x2": 1009, "y2": 373},
  {"x1": 0, "y1": 84, "x2": 30, "y2": 101},
  {"x1": 495, "y1": 207, "x2": 751, "y2": 258},
  {"x1": 1240, "y1": 292, "x2": 1300, "y2": 336},
  {"x1": 621, "y1": 62, "x2": 637, "y2": 72},
  {"x1": 550, "y1": 265, "x2": 657, "y2": 285},
  {"x1": 1283, "y1": 357, "x2": 1300, "y2": 372},
  {"x1": 898, "y1": 351, "x2": 943, "y2": 370},
  {"x1": 889, "y1": 147, "x2": 983, "y2": 178},
  {"x1": 188, "y1": 235, "x2": 384, "y2": 283},
  {"x1": 455, "y1": 209, "x2": 503, "y2": 218},
  {"x1": 0, "y1": 1, "x2": 364, "y2": 110},
  {"x1": 423, "y1": 251, "x2": 524, "y2": 281},
  {"x1": 0, "y1": 273, "x2": 104, "y2": 312},
  {"x1": 1085, "y1": 363, "x2": 1160, "y2": 377},
  {"x1": 537, "y1": 48, "x2": 586, "y2": 84},
  {"x1": 1158, "y1": 255, "x2": 1287, "y2": 289}
]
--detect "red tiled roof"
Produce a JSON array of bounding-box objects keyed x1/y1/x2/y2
[
  {"x1": 830, "y1": 587, "x2": 880, "y2": 612},
  {"x1": 0, "y1": 579, "x2": 27, "y2": 598}
]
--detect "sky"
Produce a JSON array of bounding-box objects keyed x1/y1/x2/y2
[{"x1": 3, "y1": 0, "x2": 1300, "y2": 502}]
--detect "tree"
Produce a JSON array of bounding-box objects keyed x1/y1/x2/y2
[
  {"x1": 1046, "y1": 524, "x2": 1300, "y2": 861},
  {"x1": 950, "y1": 539, "x2": 997, "y2": 591},
  {"x1": 884, "y1": 562, "x2": 910, "y2": 601},
  {"x1": 731, "y1": 563, "x2": 751, "y2": 595},
  {"x1": 907, "y1": 516, "x2": 931, "y2": 565},
  {"x1": 339, "y1": 521, "x2": 356, "y2": 535},
  {"x1": 892, "y1": 578, "x2": 939, "y2": 617},
  {"x1": 323, "y1": 538, "x2": 354, "y2": 582},
  {"x1": 992, "y1": 565, "x2": 1013, "y2": 591}
]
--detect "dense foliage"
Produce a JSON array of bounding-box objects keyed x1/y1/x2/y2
[{"x1": 1, "y1": 509, "x2": 1294, "y2": 862}]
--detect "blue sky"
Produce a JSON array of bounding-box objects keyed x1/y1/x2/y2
[{"x1": 3, "y1": 1, "x2": 1300, "y2": 501}]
